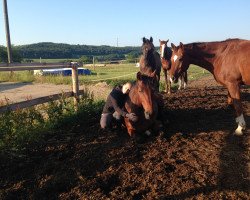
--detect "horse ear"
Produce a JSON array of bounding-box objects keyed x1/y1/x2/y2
[
  {"x1": 142, "y1": 37, "x2": 146, "y2": 43},
  {"x1": 150, "y1": 37, "x2": 153, "y2": 43},
  {"x1": 137, "y1": 72, "x2": 142, "y2": 80},
  {"x1": 180, "y1": 42, "x2": 184, "y2": 51},
  {"x1": 171, "y1": 43, "x2": 177, "y2": 51},
  {"x1": 159, "y1": 39, "x2": 161, "y2": 43},
  {"x1": 166, "y1": 39, "x2": 169, "y2": 44}
]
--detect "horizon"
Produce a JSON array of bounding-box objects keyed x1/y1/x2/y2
[
  {"x1": 1, "y1": 37, "x2": 247, "y2": 49},
  {"x1": 1, "y1": 0, "x2": 250, "y2": 47}
]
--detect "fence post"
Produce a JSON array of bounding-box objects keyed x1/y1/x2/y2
[{"x1": 71, "y1": 62, "x2": 79, "y2": 111}]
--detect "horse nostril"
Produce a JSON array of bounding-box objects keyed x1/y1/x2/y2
[{"x1": 144, "y1": 111, "x2": 151, "y2": 119}]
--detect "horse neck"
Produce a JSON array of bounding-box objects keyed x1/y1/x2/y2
[
  {"x1": 164, "y1": 46, "x2": 172, "y2": 60},
  {"x1": 143, "y1": 51, "x2": 156, "y2": 68},
  {"x1": 185, "y1": 43, "x2": 217, "y2": 74},
  {"x1": 128, "y1": 85, "x2": 141, "y2": 107}
]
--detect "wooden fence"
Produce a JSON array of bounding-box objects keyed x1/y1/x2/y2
[{"x1": 0, "y1": 62, "x2": 81, "y2": 114}]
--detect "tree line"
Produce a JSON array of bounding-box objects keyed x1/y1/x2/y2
[
  {"x1": 26, "y1": 43, "x2": 142, "y2": 62},
  {"x1": 0, "y1": 43, "x2": 142, "y2": 63}
]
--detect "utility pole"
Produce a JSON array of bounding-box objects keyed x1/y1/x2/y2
[{"x1": 3, "y1": 0, "x2": 12, "y2": 64}]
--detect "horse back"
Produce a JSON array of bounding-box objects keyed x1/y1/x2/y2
[{"x1": 214, "y1": 40, "x2": 250, "y2": 85}]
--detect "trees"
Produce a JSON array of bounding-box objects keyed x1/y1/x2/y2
[
  {"x1": 0, "y1": 46, "x2": 23, "y2": 63},
  {"x1": 126, "y1": 52, "x2": 140, "y2": 63},
  {"x1": 78, "y1": 55, "x2": 92, "y2": 64},
  {"x1": 15, "y1": 42, "x2": 141, "y2": 59},
  {"x1": 0, "y1": 46, "x2": 8, "y2": 63}
]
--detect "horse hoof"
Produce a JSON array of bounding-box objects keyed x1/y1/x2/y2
[{"x1": 234, "y1": 125, "x2": 244, "y2": 136}]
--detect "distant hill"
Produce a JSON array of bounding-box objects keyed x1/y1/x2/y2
[{"x1": 15, "y1": 42, "x2": 141, "y2": 59}]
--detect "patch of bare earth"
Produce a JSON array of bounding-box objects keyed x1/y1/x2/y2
[
  {"x1": 0, "y1": 75, "x2": 249, "y2": 199},
  {"x1": 0, "y1": 82, "x2": 111, "y2": 104}
]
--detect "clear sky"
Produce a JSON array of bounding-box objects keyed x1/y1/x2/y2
[{"x1": 0, "y1": 0, "x2": 250, "y2": 47}]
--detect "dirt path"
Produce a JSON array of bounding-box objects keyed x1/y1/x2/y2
[{"x1": 0, "y1": 82, "x2": 111, "y2": 104}]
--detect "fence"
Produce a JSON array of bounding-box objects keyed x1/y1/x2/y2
[{"x1": 0, "y1": 62, "x2": 82, "y2": 114}]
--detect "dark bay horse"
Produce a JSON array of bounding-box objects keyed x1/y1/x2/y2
[
  {"x1": 139, "y1": 37, "x2": 162, "y2": 92},
  {"x1": 159, "y1": 39, "x2": 187, "y2": 94},
  {"x1": 124, "y1": 71, "x2": 160, "y2": 137},
  {"x1": 170, "y1": 39, "x2": 250, "y2": 135}
]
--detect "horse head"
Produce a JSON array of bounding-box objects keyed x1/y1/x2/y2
[
  {"x1": 170, "y1": 42, "x2": 189, "y2": 83},
  {"x1": 141, "y1": 37, "x2": 155, "y2": 62},
  {"x1": 136, "y1": 71, "x2": 155, "y2": 119},
  {"x1": 159, "y1": 39, "x2": 172, "y2": 70}
]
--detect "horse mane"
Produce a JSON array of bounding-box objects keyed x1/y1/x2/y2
[{"x1": 142, "y1": 50, "x2": 156, "y2": 68}]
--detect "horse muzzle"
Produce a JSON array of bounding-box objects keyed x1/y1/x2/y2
[{"x1": 144, "y1": 111, "x2": 152, "y2": 119}]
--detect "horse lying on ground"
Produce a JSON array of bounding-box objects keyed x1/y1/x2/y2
[
  {"x1": 124, "y1": 71, "x2": 161, "y2": 138},
  {"x1": 159, "y1": 39, "x2": 187, "y2": 94},
  {"x1": 170, "y1": 39, "x2": 250, "y2": 135},
  {"x1": 139, "y1": 37, "x2": 162, "y2": 92}
]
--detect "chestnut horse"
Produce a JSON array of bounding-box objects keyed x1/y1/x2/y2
[
  {"x1": 170, "y1": 39, "x2": 250, "y2": 135},
  {"x1": 139, "y1": 37, "x2": 162, "y2": 92},
  {"x1": 124, "y1": 71, "x2": 160, "y2": 137},
  {"x1": 159, "y1": 39, "x2": 188, "y2": 94}
]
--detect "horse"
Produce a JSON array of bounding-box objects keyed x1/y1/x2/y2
[
  {"x1": 159, "y1": 39, "x2": 188, "y2": 94},
  {"x1": 139, "y1": 37, "x2": 162, "y2": 92},
  {"x1": 170, "y1": 39, "x2": 250, "y2": 135},
  {"x1": 124, "y1": 71, "x2": 160, "y2": 138}
]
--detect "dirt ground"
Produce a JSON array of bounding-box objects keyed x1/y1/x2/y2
[
  {"x1": 0, "y1": 76, "x2": 249, "y2": 199},
  {"x1": 0, "y1": 82, "x2": 111, "y2": 104}
]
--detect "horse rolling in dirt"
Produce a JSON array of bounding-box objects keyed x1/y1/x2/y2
[
  {"x1": 170, "y1": 39, "x2": 250, "y2": 135},
  {"x1": 124, "y1": 71, "x2": 160, "y2": 139},
  {"x1": 139, "y1": 37, "x2": 161, "y2": 92},
  {"x1": 159, "y1": 39, "x2": 187, "y2": 94}
]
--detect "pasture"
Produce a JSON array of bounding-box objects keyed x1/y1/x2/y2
[
  {"x1": 0, "y1": 63, "x2": 209, "y2": 88},
  {"x1": 0, "y1": 64, "x2": 249, "y2": 199}
]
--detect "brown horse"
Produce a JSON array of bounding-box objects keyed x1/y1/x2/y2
[
  {"x1": 139, "y1": 37, "x2": 162, "y2": 92},
  {"x1": 159, "y1": 39, "x2": 188, "y2": 94},
  {"x1": 124, "y1": 71, "x2": 160, "y2": 137},
  {"x1": 170, "y1": 39, "x2": 250, "y2": 135}
]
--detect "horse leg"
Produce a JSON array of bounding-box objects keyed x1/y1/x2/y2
[
  {"x1": 124, "y1": 119, "x2": 136, "y2": 137},
  {"x1": 163, "y1": 69, "x2": 169, "y2": 93},
  {"x1": 183, "y1": 71, "x2": 188, "y2": 89},
  {"x1": 227, "y1": 83, "x2": 246, "y2": 135},
  {"x1": 167, "y1": 71, "x2": 172, "y2": 94},
  {"x1": 178, "y1": 77, "x2": 182, "y2": 90}
]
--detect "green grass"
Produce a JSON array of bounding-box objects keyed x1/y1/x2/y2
[
  {"x1": 0, "y1": 92, "x2": 104, "y2": 152},
  {"x1": 0, "y1": 62, "x2": 211, "y2": 87},
  {"x1": 188, "y1": 64, "x2": 210, "y2": 80},
  {"x1": 32, "y1": 58, "x2": 77, "y2": 63}
]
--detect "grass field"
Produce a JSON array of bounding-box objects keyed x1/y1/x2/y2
[
  {"x1": 0, "y1": 63, "x2": 210, "y2": 88},
  {"x1": 32, "y1": 58, "x2": 77, "y2": 63}
]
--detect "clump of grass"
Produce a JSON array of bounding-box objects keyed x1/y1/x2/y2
[
  {"x1": 0, "y1": 71, "x2": 35, "y2": 83},
  {"x1": 0, "y1": 91, "x2": 104, "y2": 153}
]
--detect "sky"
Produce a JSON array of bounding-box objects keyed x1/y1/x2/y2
[{"x1": 0, "y1": 0, "x2": 250, "y2": 47}]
